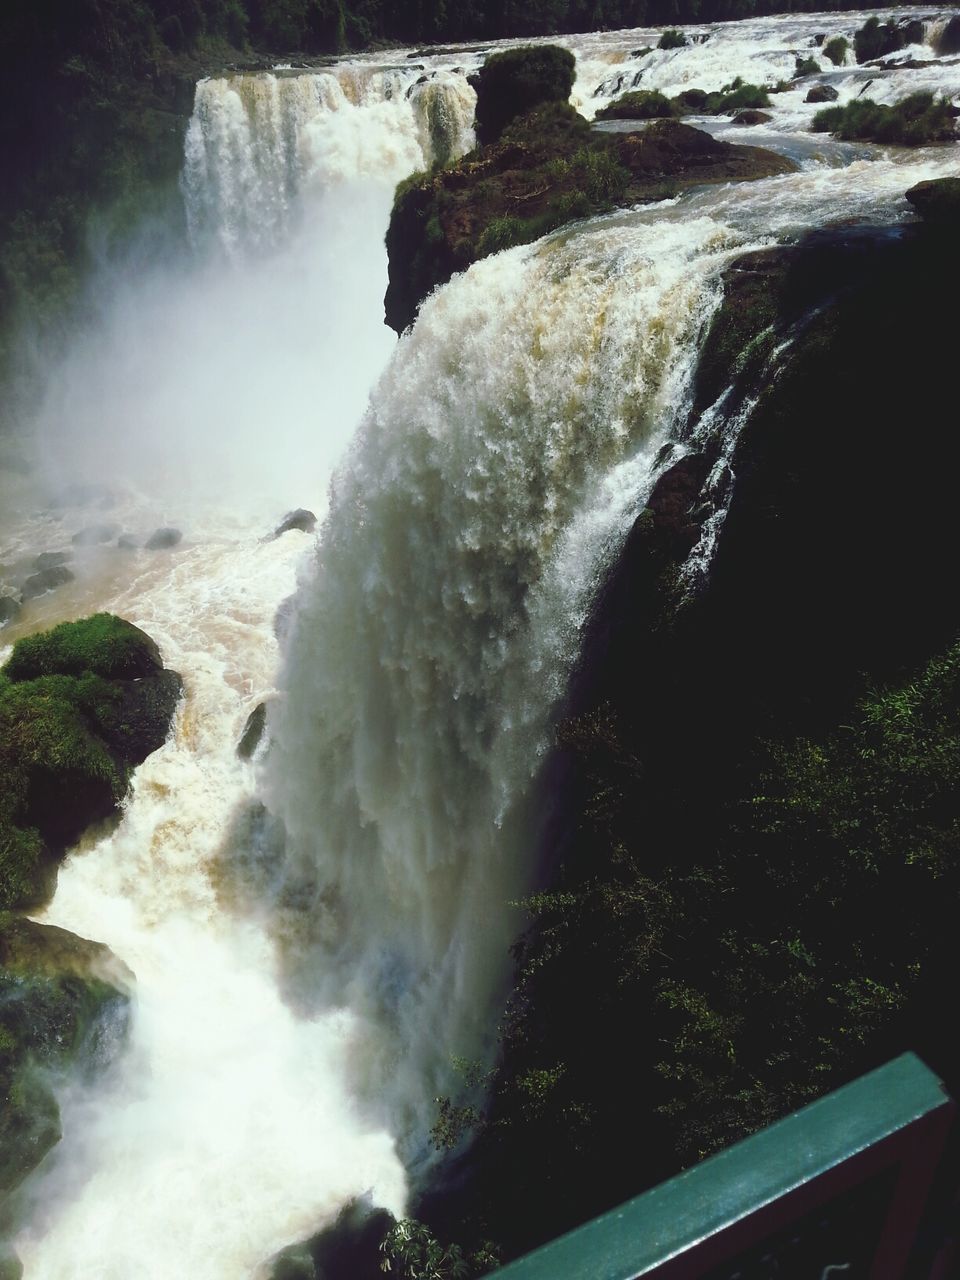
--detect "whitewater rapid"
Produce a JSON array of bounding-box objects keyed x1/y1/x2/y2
[{"x1": 2, "y1": 12, "x2": 957, "y2": 1277}]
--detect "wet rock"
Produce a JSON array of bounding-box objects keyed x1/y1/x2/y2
[
  {"x1": 731, "y1": 109, "x2": 772, "y2": 125},
  {"x1": 72, "y1": 523, "x2": 120, "y2": 546},
  {"x1": 32, "y1": 550, "x2": 71, "y2": 571},
  {"x1": 274, "y1": 595, "x2": 297, "y2": 644},
  {"x1": 268, "y1": 1200, "x2": 395, "y2": 1280},
  {"x1": 0, "y1": 914, "x2": 132, "y2": 1198},
  {"x1": 1, "y1": 615, "x2": 181, "y2": 910},
  {"x1": 237, "y1": 702, "x2": 267, "y2": 760},
  {"x1": 0, "y1": 597, "x2": 21, "y2": 628},
  {"x1": 270, "y1": 509, "x2": 317, "y2": 539},
  {"x1": 51, "y1": 483, "x2": 115, "y2": 510},
  {"x1": 805, "y1": 84, "x2": 839, "y2": 104},
  {"x1": 936, "y1": 14, "x2": 960, "y2": 55},
  {"x1": 117, "y1": 534, "x2": 139, "y2": 550},
  {"x1": 905, "y1": 177, "x2": 960, "y2": 225},
  {"x1": 144, "y1": 527, "x2": 183, "y2": 550},
  {"x1": 20, "y1": 565, "x2": 75, "y2": 600},
  {"x1": 0, "y1": 1245, "x2": 22, "y2": 1280}
]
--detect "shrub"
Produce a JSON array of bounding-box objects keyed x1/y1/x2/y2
[
  {"x1": 595, "y1": 90, "x2": 676, "y2": 121},
  {"x1": 571, "y1": 147, "x2": 629, "y2": 202},
  {"x1": 658, "y1": 29, "x2": 687, "y2": 50},
  {"x1": 471, "y1": 45, "x2": 576, "y2": 146},
  {"x1": 705, "y1": 82, "x2": 771, "y2": 114},
  {"x1": 822, "y1": 35, "x2": 849, "y2": 66},
  {"x1": 812, "y1": 92, "x2": 956, "y2": 146},
  {"x1": 854, "y1": 16, "x2": 903, "y2": 64},
  {"x1": 794, "y1": 55, "x2": 820, "y2": 78}
]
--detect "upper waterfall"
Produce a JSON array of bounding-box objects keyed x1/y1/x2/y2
[{"x1": 183, "y1": 66, "x2": 476, "y2": 256}]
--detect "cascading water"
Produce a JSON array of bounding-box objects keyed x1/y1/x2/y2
[{"x1": 2, "y1": 13, "x2": 958, "y2": 1278}]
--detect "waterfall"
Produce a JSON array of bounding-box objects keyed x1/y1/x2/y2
[{"x1": 5, "y1": 11, "x2": 959, "y2": 1278}]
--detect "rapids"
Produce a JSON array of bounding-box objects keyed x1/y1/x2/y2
[{"x1": 1, "y1": 11, "x2": 957, "y2": 1276}]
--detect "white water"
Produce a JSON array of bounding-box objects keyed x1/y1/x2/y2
[{"x1": 2, "y1": 13, "x2": 958, "y2": 1277}]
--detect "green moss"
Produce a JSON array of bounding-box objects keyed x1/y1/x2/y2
[
  {"x1": 595, "y1": 90, "x2": 676, "y2": 121},
  {"x1": 3, "y1": 612, "x2": 161, "y2": 682},
  {"x1": 822, "y1": 35, "x2": 848, "y2": 66},
  {"x1": 812, "y1": 92, "x2": 956, "y2": 146}
]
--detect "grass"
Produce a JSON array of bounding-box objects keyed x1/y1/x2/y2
[
  {"x1": 812, "y1": 92, "x2": 956, "y2": 146},
  {"x1": 823, "y1": 36, "x2": 848, "y2": 66},
  {"x1": 3, "y1": 612, "x2": 160, "y2": 681}
]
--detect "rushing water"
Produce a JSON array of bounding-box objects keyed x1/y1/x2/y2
[{"x1": 2, "y1": 12, "x2": 958, "y2": 1277}]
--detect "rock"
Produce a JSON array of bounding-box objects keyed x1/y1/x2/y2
[
  {"x1": 32, "y1": 551, "x2": 71, "y2": 571},
  {"x1": 731, "y1": 109, "x2": 772, "y2": 125},
  {"x1": 51, "y1": 483, "x2": 114, "y2": 510},
  {"x1": 936, "y1": 14, "x2": 960, "y2": 55},
  {"x1": 268, "y1": 1201, "x2": 395, "y2": 1280},
  {"x1": 4, "y1": 613, "x2": 162, "y2": 681},
  {"x1": 0, "y1": 597, "x2": 21, "y2": 628},
  {"x1": 1, "y1": 615, "x2": 181, "y2": 910},
  {"x1": 0, "y1": 914, "x2": 131, "y2": 1198},
  {"x1": 117, "y1": 534, "x2": 139, "y2": 550},
  {"x1": 470, "y1": 45, "x2": 576, "y2": 145},
  {"x1": 0, "y1": 1245, "x2": 22, "y2": 1280},
  {"x1": 20, "y1": 565, "x2": 74, "y2": 600},
  {"x1": 805, "y1": 84, "x2": 839, "y2": 104},
  {"x1": 905, "y1": 177, "x2": 960, "y2": 225},
  {"x1": 274, "y1": 595, "x2": 297, "y2": 644},
  {"x1": 237, "y1": 702, "x2": 267, "y2": 759},
  {"x1": 144, "y1": 527, "x2": 182, "y2": 550},
  {"x1": 270, "y1": 509, "x2": 317, "y2": 539},
  {"x1": 72, "y1": 523, "x2": 120, "y2": 546}
]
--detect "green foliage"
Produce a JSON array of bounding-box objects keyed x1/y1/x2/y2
[
  {"x1": 658, "y1": 28, "x2": 687, "y2": 48},
  {"x1": 595, "y1": 90, "x2": 676, "y2": 120},
  {"x1": 706, "y1": 79, "x2": 770, "y2": 112},
  {"x1": 811, "y1": 92, "x2": 956, "y2": 146},
  {"x1": 379, "y1": 1221, "x2": 499, "y2": 1280},
  {"x1": 471, "y1": 45, "x2": 576, "y2": 145},
  {"x1": 853, "y1": 15, "x2": 910, "y2": 64},
  {"x1": 822, "y1": 35, "x2": 848, "y2": 65},
  {"x1": 793, "y1": 54, "x2": 820, "y2": 77},
  {"x1": 3, "y1": 613, "x2": 160, "y2": 682}
]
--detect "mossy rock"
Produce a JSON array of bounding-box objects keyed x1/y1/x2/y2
[
  {"x1": 812, "y1": 92, "x2": 956, "y2": 146},
  {"x1": 0, "y1": 914, "x2": 131, "y2": 1197},
  {"x1": 595, "y1": 91, "x2": 676, "y2": 121},
  {"x1": 4, "y1": 613, "x2": 162, "y2": 682},
  {"x1": 470, "y1": 45, "x2": 575, "y2": 146},
  {"x1": 805, "y1": 84, "x2": 839, "y2": 104},
  {"x1": 906, "y1": 178, "x2": 960, "y2": 226},
  {"x1": 0, "y1": 615, "x2": 181, "y2": 910}
]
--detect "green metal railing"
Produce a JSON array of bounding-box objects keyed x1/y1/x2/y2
[{"x1": 488, "y1": 1053, "x2": 955, "y2": 1280}]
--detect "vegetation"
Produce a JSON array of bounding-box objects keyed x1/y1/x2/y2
[
  {"x1": 658, "y1": 28, "x2": 687, "y2": 48},
  {"x1": 812, "y1": 91, "x2": 956, "y2": 145},
  {"x1": 379, "y1": 1221, "x2": 499, "y2": 1279},
  {"x1": 597, "y1": 77, "x2": 770, "y2": 121},
  {"x1": 793, "y1": 54, "x2": 820, "y2": 77},
  {"x1": 853, "y1": 14, "x2": 923, "y2": 64},
  {"x1": 471, "y1": 45, "x2": 576, "y2": 145},
  {"x1": 822, "y1": 34, "x2": 849, "y2": 65},
  {"x1": 0, "y1": 615, "x2": 179, "y2": 910}
]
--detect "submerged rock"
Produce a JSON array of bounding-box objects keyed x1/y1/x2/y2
[
  {"x1": 72, "y1": 523, "x2": 120, "y2": 546},
  {"x1": 0, "y1": 597, "x2": 21, "y2": 628},
  {"x1": 32, "y1": 551, "x2": 71, "y2": 571},
  {"x1": 20, "y1": 565, "x2": 74, "y2": 600},
  {"x1": 144, "y1": 527, "x2": 183, "y2": 550},
  {"x1": 236, "y1": 702, "x2": 267, "y2": 759},
  {"x1": 0, "y1": 914, "x2": 132, "y2": 1199}
]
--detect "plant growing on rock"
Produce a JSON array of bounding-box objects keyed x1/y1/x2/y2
[
  {"x1": 658, "y1": 28, "x2": 687, "y2": 49},
  {"x1": 470, "y1": 45, "x2": 575, "y2": 145},
  {"x1": 812, "y1": 91, "x2": 956, "y2": 145},
  {"x1": 822, "y1": 35, "x2": 848, "y2": 65}
]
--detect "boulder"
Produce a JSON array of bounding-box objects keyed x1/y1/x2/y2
[
  {"x1": 1, "y1": 615, "x2": 181, "y2": 910},
  {"x1": 269, "y1": 509, "x2": 317, "y2": 539},
  {"x1": 72, "y1": 524, "x2": 120, "y2": 546},
  {"x1": 117, "y1": 534, "x2": 139, "y2": 550},
  {"x1": 144, "y1": 527, "x2": 182, "y2": 550},
  {"x1": 20, "y1": 566, "x2": 74, "y2": 600},
  {"x1": 731, "y1": 109, "x2": 772, "y2": 125},
  {"x1": 32, "y1": 551, "x2": 71, "y2": 571},
  {"x1": 0, "y1": 914, "x2": 131, "y2": 1198},
  {"x1": 805, "y1": 84, "x2": 839, "y2": 104},
  {"x1": 268, "y1": 1201, "x2": 395, "y2": 1280},
  {"x1": 905, "y1": 177, "x2": 960, "y2": 225},
  {"x1": 936, "y1": 14, "x2": 960, "y2": 55},
  {"x1": 237, "y1": 702, "x2": 267, "y2": 760}
]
